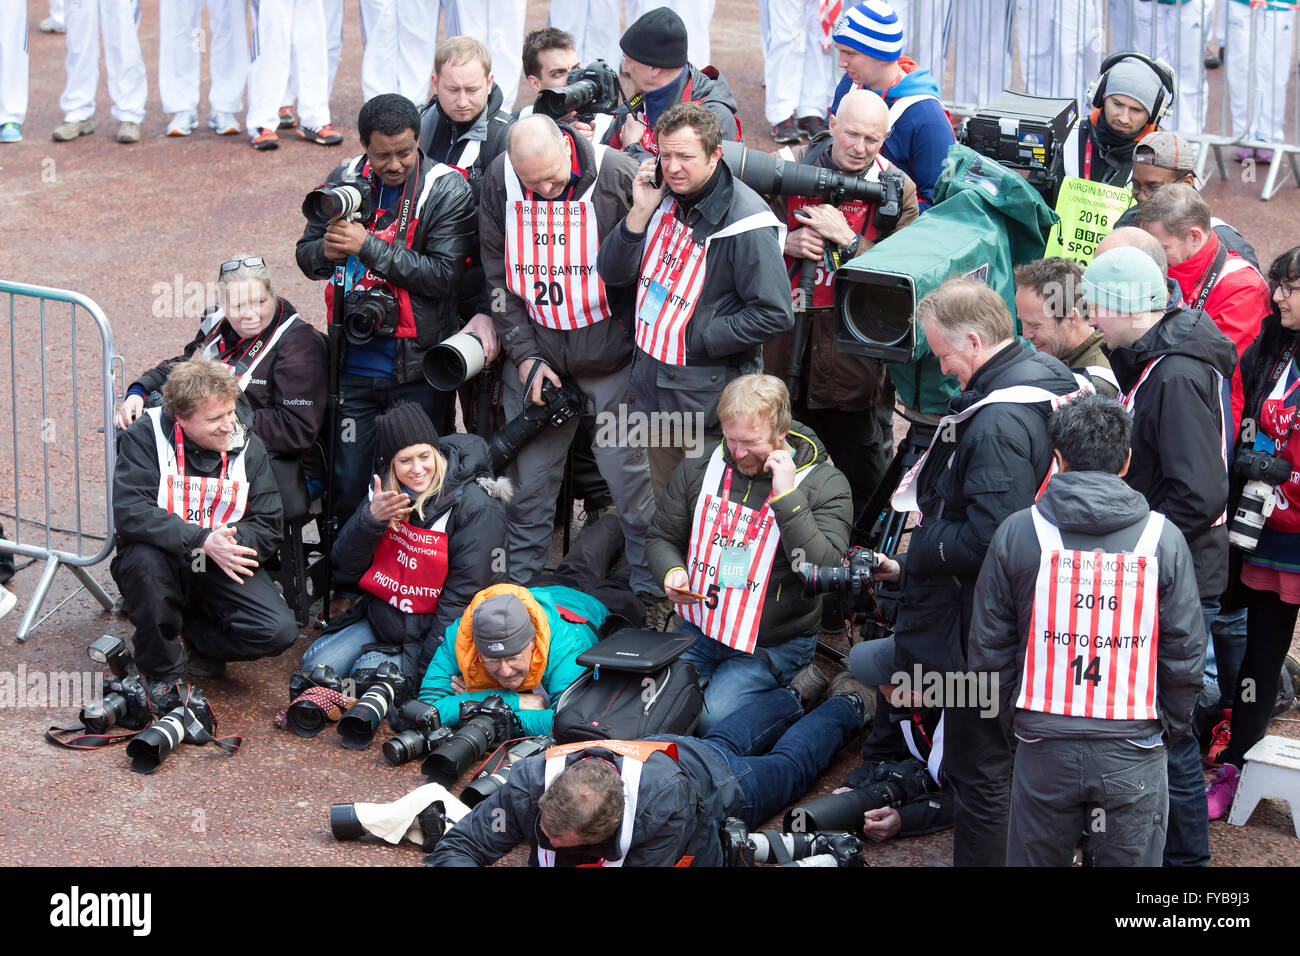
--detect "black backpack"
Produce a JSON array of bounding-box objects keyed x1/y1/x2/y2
[{"x1": 552, "y1": 629, "x2": 703, "y2": 743}]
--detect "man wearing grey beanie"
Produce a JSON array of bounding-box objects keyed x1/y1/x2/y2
[
  {"x1": 1055, "y1": 54, "x2": 1173, "y2": 189},
  {"x1": 1083, "y1": 245, "x2": 1237, "y2": 867}
]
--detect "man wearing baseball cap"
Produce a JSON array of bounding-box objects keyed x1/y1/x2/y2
[
  {"x1": 604, "y1": 6, "x2": 740, "y2": 162},
  {"x1": 828, "y1": 0, "x2": 955, "y2": 209},
  {"x1": 1112, "y1": 130, "x2": 1258, "y2": 268},
  {"x1": 1082, "y1": 245, "x2": 1236, "y2": 867},
  {"x1": 415, "y1": 511, "x2": 644, "y2": 736}
]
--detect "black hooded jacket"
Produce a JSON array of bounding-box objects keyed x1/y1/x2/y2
[
  {"x1": 1107, "y1": 307, "x2": 1238, "y2": 598},
  {"x1": 895, "y1": 342, "x2": 1081, "y2": 674},
  {"x1": 329, "y1": 433, "x2": 510, "y2": 677}
]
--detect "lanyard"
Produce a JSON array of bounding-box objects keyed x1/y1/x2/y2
[
  {"x1": 718, "y1": 466, "x2": 772, "y2": 548},
  {"x1": 173, "y1": 423, "x2": 227, "y2": 480},
  {"x1": 1084, "y1": 138, "x2": 1092, "y2": 180},
  {"x1": 1192, "y1": 241, "x2": 1230, "y2": 312}
]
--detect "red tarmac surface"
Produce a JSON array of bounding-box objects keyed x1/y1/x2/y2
[{"x1": 1, "y1": 0, "x2": 1297, "y2": 867}]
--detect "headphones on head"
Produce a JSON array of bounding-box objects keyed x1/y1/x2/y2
[{"x1": 1086, "y1": 51, "x2": 1177, "y2": 126}]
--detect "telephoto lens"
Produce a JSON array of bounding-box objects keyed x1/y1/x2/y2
[
  {"x1": 421, "y1": 719, "x2": 492, "y2": 785},
  {"x1": 459, "y1": 736, "x2": 553, "y2": 807},
  {"x1": 126, "y1": 706, "x2": 189, "y2": 774},
  {"x1": 784, "y1": 787, "x2": 879, "y2": 833},
  {"x1": 338, "y1": 681, "x2": 397, "y2": 750}
]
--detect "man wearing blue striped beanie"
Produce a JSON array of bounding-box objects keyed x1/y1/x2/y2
[{"x1": 829, "y1": 0, "x2": 954, "y2": 210}]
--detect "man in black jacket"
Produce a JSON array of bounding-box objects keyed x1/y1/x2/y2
[
  {"x1": 873, "y1": 279, "x2": 1083, "y2": 867},
  {"x1": 109, "y1": 359, "x2": 297, "y2": 686},
  {"x1": 429, "y1": 684, "x2": 871, "y2": 867},
  {"x1": 969, "y1": 393, "x2": 1207, "y2": 866},
  {"x1": 478, "y1": 113, "x2": 659, "y2": 607},
  {"x1": 417, "y1": 35, "x2": 516, "y2": 357},
  {"x1": 296, "y1": 93, "x2": 477, "y2": 538},
  {"x1": 603, "y1": 7, "x2": 740, "y2": 162},
  {"x1": 596, "y1": 103, "x2": 793, "y2": 498},
  {"x1": 1082, "y1": 245, "x2": 1236, "y2": 866}
]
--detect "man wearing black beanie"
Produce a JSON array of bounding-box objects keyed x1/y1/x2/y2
[{"x1": 604, "y1": 7, "x2": 740, "y2": 162}]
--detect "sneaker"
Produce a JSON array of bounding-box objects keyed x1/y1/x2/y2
[
  {"x1": 638, "y1": 591, "x2": 675, "y2": 632},
  {"x1": 295, "y1": 123, "x2": 343, "y2": 145},
  {"x1": 827, "y1": 669, "x2": 876, "y2": 726},
  {"x1": 38, "y1": 16, "x2": 65, "y2": 33},
  {"x1": 1205, "y1": 708, "x2": 1231, "y2": 766},
  {"x1": 165, "y1": 110, "x2": 198, "y2": 137},
  {"x1": 789, "y1": 662, "x2": 830, "y2": 710},
  {"x1": 1234, "y1": 146, "x2": 1255, "y2": 163},
  {"x1": 0, "y1": 122, "x2": 20, "y2": 144},
  {"x1": 1256, "y1": 148, "x2": 1275, "y2": 164},
  {"x1": 1206, "y1": 763, "x2": 1240, "y2": 820},
  {"x1": 208, "y1": 110, "x2": 240, "y2": 135},
  {"x1": 771, "y1": 116, "x2": 802, "y2": 145},
  {"x1": 115, "y1": 121, "x2": 141, "y2": 144},
  {"x1": 51, "y1": 119, "x2": 94, "y2": 142},
  {"x1": 0, "y1": 587, "x2": 15, "y2": 621},
  {"x1": 278, "y1": 105, "x2": 299, "y2": 129},
  {"x1": 797, "y1": 114, "x2": 829, "y2": 138},
  {"x1": 251, "y1": 127, "x2": 280, "y2": 151}
]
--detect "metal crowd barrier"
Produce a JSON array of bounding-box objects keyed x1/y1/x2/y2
[
  {"x1": 893, "y1": 0, "x2": 1300, "y2": 200},
  {"x1": 0, "y1": 281, "x2": 120, "y2": 642}
]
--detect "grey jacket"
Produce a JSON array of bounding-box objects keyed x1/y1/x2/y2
[
  {"x1": 968, "y1": 470, "x2": 1206, "y2": 742},
  {"x1": 596, "y1": 162, "x2": 794, "y2": 432},
  {"x1": 478, "y1": 126, "x2": 639, "y2": 378}
]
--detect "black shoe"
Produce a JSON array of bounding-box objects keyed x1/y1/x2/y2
[
  {"x1": 185, "y1": 652, "x2": 227, "y2": 679},
  {"x1": 771, "y1": 116, "x2": 802, "y2": 144},
  {"x1": 797, "y1": 114, "x2": 829, "y2": 138}
]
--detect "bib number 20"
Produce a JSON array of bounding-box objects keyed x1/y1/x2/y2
[{"x1": 533, "y1": 281, "x2": 564, "y2": 307}]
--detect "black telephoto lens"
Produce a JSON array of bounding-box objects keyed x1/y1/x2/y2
[
  {"x1": 382, "y1": 729, "x2": 429, "y2": 766},
  {"x1": 784, "y1": 787, "x2": 878, "y2": 833},
  {"x1": 421, "y1": 721, "x2": 490, "y2": 785},
  {"x1": 338, "y1": 684, "x2": 396, "y2": 750}
]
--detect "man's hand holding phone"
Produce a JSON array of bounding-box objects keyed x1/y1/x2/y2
[{"x1": 627, "y1": 157, "x2": 667, "y2": 233}]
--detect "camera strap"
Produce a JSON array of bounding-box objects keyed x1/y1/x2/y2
[
  {"x1": 273, "y1": 686, "x2": 356, "y2": 729},
  {"x1": 44, "y1": 722, "x2": 150, "y2": 750},
  {"x1": 1192, "y1": 241, "x2": 1230, "y2": 313}
]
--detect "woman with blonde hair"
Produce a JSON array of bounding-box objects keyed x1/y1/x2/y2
[{"x1": 302, "y1": 403, "x2": 510, "y2": 678}]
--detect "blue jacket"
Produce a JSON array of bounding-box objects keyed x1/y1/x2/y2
[{"x1": 832, "y1": 66, "x2": 953, "y2": 210}]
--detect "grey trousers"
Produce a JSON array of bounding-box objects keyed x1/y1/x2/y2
[
  {"x1": 502, "y1": 362, "x2": 657, "y2": 595},
  {"x1": 1007, "y1": 736, "x2": 1169, "y2": 867}
]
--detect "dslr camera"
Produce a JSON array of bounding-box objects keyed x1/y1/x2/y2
[
  {"x1": 488, "y1": 379, "x2": 585, "y2": 473},
  {"x1": 533, "y1": 59, "x2": 622, "y2": 122},
  {"x1": 342, "y1": 286, "x2": 399, "y2": 346},
  {"x1": 784, "y1": 758, "x2": 938, "y2": 832},
  {"x1": 285, "y1": 663, "x2": 346, "y2": 738},
  {"x1": 798, "y1": 546, "x2": 880, "y2": 604},
  {"x1": 303, "y1": 174, "x2": 377, "y2": 224},
  {"x1": 720, "y1": 141, "x2": 903, "y2": 216},
  {"x1": 79, "y1": 634, "x2": 154, "y2": 734},
  {"x1": 460, "y1": 735, "x2": 554, "y2": 808},
  {"x1": 720, "y1": 817, "x2": 864, "y2": 867},
  {"x1": 125, "y1": 683, "x2": 218, "y2": 774},
  {"x1": 421, "y1": 694, "x2": 522, "y2": 786},
  {"x1": 338, "y1": 662, "x2": 412, "y2": 750},
  {"x1": 1229, "y1": 447, "x2": 1295, "y2": 552},
  {"x1": 382, "y1": 699, "x2": 453, "y2": 766}
]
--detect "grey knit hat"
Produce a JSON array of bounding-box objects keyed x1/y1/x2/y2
[
  {"x1": 1103, "y1": 58, "x2": 1164, "y2": 119},
  {"x1": 472, "y1": 593, "x2": 537, "y2": 659}
]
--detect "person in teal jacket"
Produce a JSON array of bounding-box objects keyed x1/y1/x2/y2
[{"x1": 416, "y1": 511, "x2": 645, "y2": 736}]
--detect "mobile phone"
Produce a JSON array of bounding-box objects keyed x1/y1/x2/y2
[{"x1": 652, "y1": 157, "x2": 663, "y2": 188}]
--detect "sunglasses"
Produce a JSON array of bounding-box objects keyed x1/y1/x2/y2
[{"x1": 219, "y1": 256, "x2": 266, "y2": 274}]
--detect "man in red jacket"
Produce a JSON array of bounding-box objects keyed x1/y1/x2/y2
[{"x1": 1136, "y1": 183, "x2": 1271, "y2": 433}]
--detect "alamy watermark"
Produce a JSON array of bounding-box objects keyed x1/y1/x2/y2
[
  {"x1": 0, "y1": 665, "x2": 103, "y2": 709},
  {"x1": 594, "y1": 405, "x2": 708, "y2": 458}
]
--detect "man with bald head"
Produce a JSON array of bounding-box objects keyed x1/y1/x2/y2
[
  {"x1": 764, "y1": 88, "x2": 920, "y2": 518},
  {"x1": 478, "y1": 113, "x2": 662, "y2": 618}
]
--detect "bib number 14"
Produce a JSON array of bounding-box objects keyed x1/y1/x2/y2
[{"x1": 1068, "y1": 654, "x2": 1102, "y2": 686}]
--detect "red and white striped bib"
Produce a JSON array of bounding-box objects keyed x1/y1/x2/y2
[
  {"x1": 149, "y1": 407, "x2": 248, "y2": 528},
  {"x1": 634, "y1": 197, "x2": 782, "y2": 366},
  {"x1": 680, "y1": 444, "x2": 814, "y2": 654},
  {"x1": 1017, "y1": 506, "x2": 1164, "y2": 721},
  {"x1": 502, "y1": 146, "x2": 612, "y2": 331}
]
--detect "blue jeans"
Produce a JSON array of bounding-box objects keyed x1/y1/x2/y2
[
  {"x1": 301, "y1": 619, "x2": 401, "y2": 677},
  {"x1": 332, "y1": 374, "x2": 450, "y2": 532},
  {"x1": 699, "y1": 687, "x2": 863, "y2": 827},
  {"x1": 678, "y1": 621, "x2": 817, "y2": 733},
  {"x1": 1162, "y1": 728, "x2": 1210, "y2": 866},
  {"x1": 1210, "y1": 607, "x2": 1247, "y2": 708},
  {"x1": 1200, "y1": 598, "x2": 1219, "y2": 688}
]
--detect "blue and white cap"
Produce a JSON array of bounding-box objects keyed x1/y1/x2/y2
[{"x1": 831, "y1": 1, "x2": 904, "y2": 63}]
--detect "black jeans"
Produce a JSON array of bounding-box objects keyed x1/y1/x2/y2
[{"x1": 1223, "y1": 584, "x2": 1299, "y2": 767}]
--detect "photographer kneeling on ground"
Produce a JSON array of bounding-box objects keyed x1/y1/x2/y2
[
  {"x1": 428, "y1": 680, "x2": 874, "y2": 866},
  {"x1": 302, "y1": 403, "x2": 509, "y2": 679},
  {"x1": 968, "y1": 393, "x2": 1205, "y2": 865},
  {"x1": 646, "y1": 374, "x2": 854, "y2": 732},
  {"x1": 110, "y1": 358, "x2": 297, "y2": 686},
  {"x1": 417, "y1": 509, "x2": 645, "y2": 735}
]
